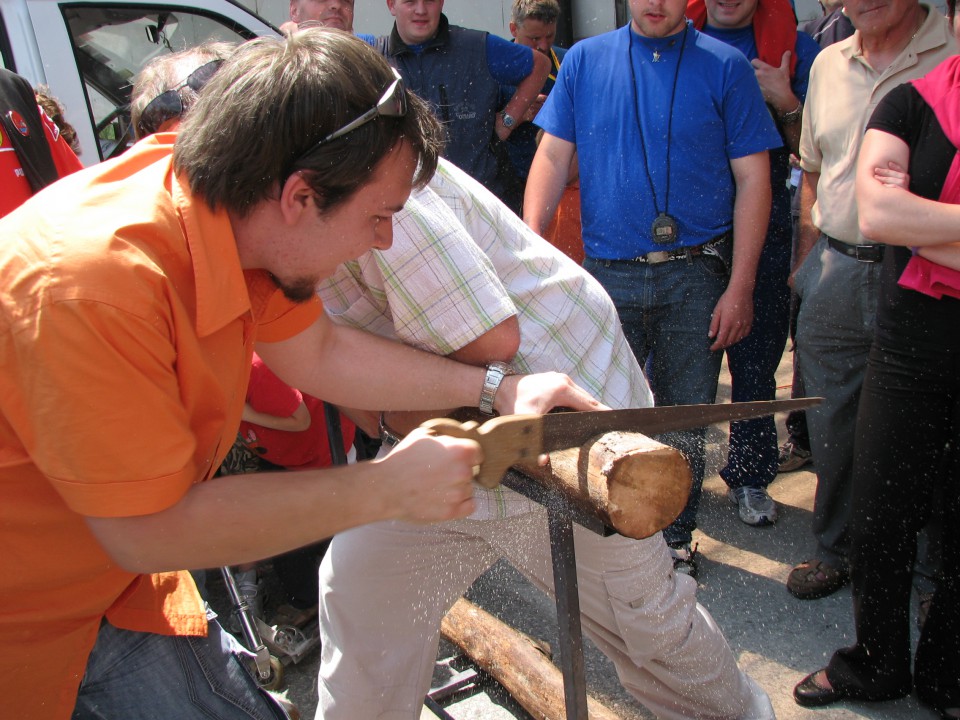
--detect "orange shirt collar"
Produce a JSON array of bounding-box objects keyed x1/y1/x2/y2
[{"x1": 154, "y1": 132, "x2": 254, "y2": 338}]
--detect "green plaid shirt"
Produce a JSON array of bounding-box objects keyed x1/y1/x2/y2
[{"x1": 319, "y1": 160, "x2": 653, "y2": 518}]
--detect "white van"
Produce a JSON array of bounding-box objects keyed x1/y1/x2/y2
[{"x1": 0, "y1": 0, "x2": 277, "y2": 162}]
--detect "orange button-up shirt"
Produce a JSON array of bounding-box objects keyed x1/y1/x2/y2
[{"x1": 0, "y1": 134, "x2": 320, "y2": 719}]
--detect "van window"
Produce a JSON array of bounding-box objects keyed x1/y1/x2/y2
[{"x1": 63, "y1": 6, "x2": 252, "y2": 160}]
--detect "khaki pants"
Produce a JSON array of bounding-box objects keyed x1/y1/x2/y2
[{"x1": 316, "y1": 509, "x2": 772, "y2": 720}]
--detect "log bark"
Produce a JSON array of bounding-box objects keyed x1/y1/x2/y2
[
  {"x1": 440, "y1": 598, "x2": 622, "y2": 720},
  {"x1": 511, "y1": 431, "x2": 691, "y2": 540}
]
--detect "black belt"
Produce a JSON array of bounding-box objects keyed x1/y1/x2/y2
[
  {"x1": 826, "y1": 236, "x2": 885, "y2": 263},
  {"x1": 599, "y1": 232, "x2": 731, "y2": 266}
]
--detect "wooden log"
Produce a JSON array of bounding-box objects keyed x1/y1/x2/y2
[
  {"x1": 511, "y1": 431, "x2": 692, "y2": 540},
  {"x1": 440, "y1": 598, "x2": 622, "y2": 720}
]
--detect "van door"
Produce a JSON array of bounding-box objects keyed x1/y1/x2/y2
[{"x1": 24, "y1": 0, "x2": 276, "y2": 162}]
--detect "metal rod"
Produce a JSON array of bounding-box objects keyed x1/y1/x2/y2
[{"x1": 547, "y1": 501, "x2": 588, "y2": 719}]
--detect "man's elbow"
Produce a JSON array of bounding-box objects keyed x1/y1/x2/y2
[
  {"x1": 858, "y1": 211, "x2": 886, "y2": 244},
  {"x1": 530, "y1": 51, "x2": 551, "y2": 84}
]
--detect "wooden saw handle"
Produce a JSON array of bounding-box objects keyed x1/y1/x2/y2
[{"x1": 420, "y1": 415, "x2": 544, "y2": 489}]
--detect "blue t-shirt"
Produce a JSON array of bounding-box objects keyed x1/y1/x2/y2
[
  {"x1": 699, "y1": 25, "x2": 819, "y2": 238},
  {"x1": 699, "y1": 25, "x2": 819, "y2": 107},
  {"x1": 536, "y1": 22, "x2": 782, "y2": 259},
  {"x1": 485, "y1": 34, "x2": 535, "y2": 84}
]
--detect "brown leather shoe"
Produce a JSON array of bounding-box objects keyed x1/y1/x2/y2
[{"x1": 787, "y1": 559, "x2": 849, "y2": 599}]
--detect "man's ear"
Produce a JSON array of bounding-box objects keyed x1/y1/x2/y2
[
  {"x1": 509, "y1": 21, "x2": 518, "y2": 38},
  {"x1": 289, "y1": 0, "x2": 300, "y2": 22},
  {"x1": 277, "y1": 171, "x2": 318, "y2": 225},
  {"x1": 386, "y1": 0, "x2": 397, "y2": 17}
]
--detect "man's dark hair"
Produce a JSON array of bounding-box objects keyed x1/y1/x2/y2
[{"x1": 174, "y1": 28, "x2": 444, "y2": 216}]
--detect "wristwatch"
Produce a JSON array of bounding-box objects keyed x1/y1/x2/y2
[
  {"x1": 778, "y1": 101, "x2": 803, "y2": 126},
  {"x1": 478, "y1": 361, "x2": 513, "y2": 415},
  {"x1": 500, "y1": 112, "x2": 517, "y2": 130}
]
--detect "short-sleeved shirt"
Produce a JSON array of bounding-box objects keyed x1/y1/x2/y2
[
  {"x1": 240, "y1": 354, "x2": 355, "y2": 470},
  {"x1": 535, "y1": 21, "x2": 781, "y2": 259},
  {"x1": 700, "y1": 24, "x2": 819, "y2": 234},
  {"x1": 319, "y1": 159, "x2": 653, "y2": 519},
  {"x1": 502, "y1": 44, "x2": 568, "y2": 180},
  {"x1": 867, "y1": 81, "x2": 959, "y2": 337},
  {"x1": 0, "y1": 103, "x2": 83, "y2": 217},
  {"x1": 799, "y1": 5, "x2": 954, "y2": 243},
  {"x1": 0, "y1": 134, "x2": 320, "y2": 719}
]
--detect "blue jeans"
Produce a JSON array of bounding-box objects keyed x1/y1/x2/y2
[
  {"x1": 585, "y1": 252, "x2": 728, "y2": 545},
  {"x1": 72, "y1": 613, "x2": 287, "y2": 720},
  {"x1": 721, "y1": 228, "x2": 792, "y2": 489}
]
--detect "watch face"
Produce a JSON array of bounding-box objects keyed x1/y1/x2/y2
[{"x1": 502, "y1": 113, "x2": 516, "y2": 128}]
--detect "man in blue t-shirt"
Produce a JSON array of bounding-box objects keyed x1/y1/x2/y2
[
  {"x1": 525, "y1": 0, "x2": 781, "y2": 577},
  {"x1": 374, "y1": 0, "x2": 549, "y2": 206},
  {"x1": 694, "y1": 0, "x2": 819, "y2": 529}
]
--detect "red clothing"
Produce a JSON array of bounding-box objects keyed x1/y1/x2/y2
[
  {"x1": 1, "y1": 104, "x2": 83, "y2": 217},
  {"x1": 240, "y1": 354, "x2": 355, "y2": 469},
  {"x1": 687, "y1": 0, "x2": 798, "y2": 76},
  {"x1": 899, "y1": 56, "x2": 960, "y2": 299}
]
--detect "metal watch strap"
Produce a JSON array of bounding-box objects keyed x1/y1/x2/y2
[
  {"x1": 378, "y1": 412, "x2": 404, "y2": 447},
  {"x1": 478, "y1": 361, "x2": 512, "y2": 416},
  {"x1": 778, "y1": 101, "x2": 802, "y2": 125}
]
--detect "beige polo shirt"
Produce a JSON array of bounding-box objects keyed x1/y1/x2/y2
[{"x1": 799, "y1": 5, "x2": 954, "y2": 244}]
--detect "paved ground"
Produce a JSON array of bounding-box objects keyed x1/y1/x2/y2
[{"x1": 210, "y1": 348, "x2": 939, "y2": 720}]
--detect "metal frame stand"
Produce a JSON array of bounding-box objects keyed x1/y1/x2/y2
[{"x1": 503, "y1": 469, "x2": 612, "y2": 719}]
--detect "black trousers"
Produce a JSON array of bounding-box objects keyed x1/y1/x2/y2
[{"x1": 826, "y1": 294, "x2": 960, "y2": 709}]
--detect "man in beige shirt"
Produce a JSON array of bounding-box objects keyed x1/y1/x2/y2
[{"x1": 787, "y1": 0, "x2": 954, "y2": 601}]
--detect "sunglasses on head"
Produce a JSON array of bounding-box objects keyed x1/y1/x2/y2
[
  {"x1": 137, "y1": 59, "x2": 224, "y2": 138},
  {"x1": 291, "y1": 68, "x2": 408, "y2": 168}
]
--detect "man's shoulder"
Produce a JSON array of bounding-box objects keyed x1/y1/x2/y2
[
  {"x1": 794, "y1": 29, "x2": 821, "y2": 57},
  {"x1": 689, "y1": 26, "x2": 755, "y2": 64},
  {"x1": 566, "y1": 26, "x2": 626, "y2": 55},
  {"x1": 445, "y1": 23, "x2": 487, "y2": 45}
]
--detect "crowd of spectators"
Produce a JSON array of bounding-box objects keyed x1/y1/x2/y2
[{"x1": 1, "y1": 0, "x2": 958, "y2": 718}]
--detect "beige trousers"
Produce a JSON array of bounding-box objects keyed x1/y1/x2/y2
[{"x1": 316, "y1": 510, "x2": 772, "y2": 720}]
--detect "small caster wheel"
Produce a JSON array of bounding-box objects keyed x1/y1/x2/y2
[{"x1": 257, "y1": 655, "x2": 284, "y2": 691}]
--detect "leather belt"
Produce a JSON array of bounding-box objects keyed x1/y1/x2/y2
[
  {"x1": 827, "y1": 236, "x2": 885, "y2": 263},
  {"x1": 602, "y1": 232, "x2": 731, "y2": 266}
]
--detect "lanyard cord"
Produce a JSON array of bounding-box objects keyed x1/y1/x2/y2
[
  {"x1": 547, "y1": 47, "x2": 560, "y2": 83},
  {"x1": 627, "y1": 24, "x2": 689, "y2": 218}
]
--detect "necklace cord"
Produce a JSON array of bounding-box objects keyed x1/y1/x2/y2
[{"x1": 627, "y1": 24, "x2": 689, "y2": 217}]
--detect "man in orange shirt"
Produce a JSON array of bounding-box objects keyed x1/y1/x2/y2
[{"x1": 0, "y1": 30, "x2": 598, "y2": 720}]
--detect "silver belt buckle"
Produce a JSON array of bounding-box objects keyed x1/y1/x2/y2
[{"x1": 645, "y1": 251, "x2": 672, "y2": 264}]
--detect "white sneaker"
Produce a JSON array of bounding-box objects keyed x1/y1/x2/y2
[{"x1": 728, "y1": 486, "x2": 778, "y2": 526}]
